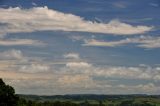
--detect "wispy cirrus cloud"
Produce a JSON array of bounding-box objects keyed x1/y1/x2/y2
[
  {"x1": 149, "y1": 3, "x2": 159, "y2": 7},
  {"x1": 112, "y1": 1, "x2": 128, "y2": 8},
  {"x1": 83, "y1": 35, "x2": 160, "y2": 49},
  {"x1": 0, "y1": 7, "x2": 153, "y2": 37},
  {"x1": 0, "y1": 38, "x2": 45, "y2": 46}
]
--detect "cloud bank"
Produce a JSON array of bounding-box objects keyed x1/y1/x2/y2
[
  {"x1": 83, "y1": 35, "x2": 160, "y2": 49},
  {"x1": 0, "y1": 7, "x2": 153, "y2": 37},
  {"x1": 1, "y1": 51, "x2": 160, "y2": 94}
]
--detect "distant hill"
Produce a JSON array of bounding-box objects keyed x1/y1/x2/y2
[{"x1": 18, "y1": 94, "x2": 160, "y2": 102}]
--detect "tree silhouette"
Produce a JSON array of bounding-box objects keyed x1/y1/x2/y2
[{"x1": 0, "y1": 78, "x2": 19, "y2": 106}]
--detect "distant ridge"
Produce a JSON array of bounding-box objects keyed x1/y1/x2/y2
[{"x1": 18, "y1": 94, "x2": 160, "y2": 101}]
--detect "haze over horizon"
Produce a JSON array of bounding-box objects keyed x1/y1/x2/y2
[{"x1": 0, "y1": 0, "x2": 160, "y2": 95}]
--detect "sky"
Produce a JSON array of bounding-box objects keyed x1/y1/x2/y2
[{"x1": 0, "y1": 0, "x2": 160, "y2": 95}]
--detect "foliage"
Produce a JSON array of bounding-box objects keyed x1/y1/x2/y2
[{"x1": 0, "y1": 78, "x2": 19, "y2": 106}]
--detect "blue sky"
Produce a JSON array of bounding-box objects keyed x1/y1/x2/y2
[{"x1": 0, "y1": 0, "x2": 160, "y2": 95}]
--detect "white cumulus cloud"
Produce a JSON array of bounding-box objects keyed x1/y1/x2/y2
[
  {"x1": 66, "y1": 62, "x2": 92, "y2": 69},
  {"x1": 0, "y1": 49, "x2": 23, "y2": 60},
  {"x1": 64, "y1": 53, "x2": 80, "y2": 59},
  {"x1": 19, "y1": 64, "x2": 50, "y2": 73}
]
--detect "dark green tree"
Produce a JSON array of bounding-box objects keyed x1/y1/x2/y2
[{"x1": 0, "y1": 78, "x2": 19, "y2": 106}]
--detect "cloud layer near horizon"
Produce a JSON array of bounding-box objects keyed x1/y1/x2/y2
[
  {"x1": 0, "y1": 50, "x2": 160, "y2": 94},
  {"x1": 0, "y1": 6, "x2": 153, "y2": 37}
]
